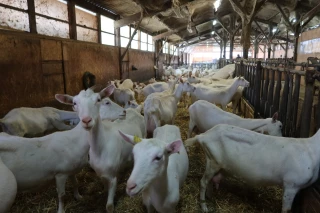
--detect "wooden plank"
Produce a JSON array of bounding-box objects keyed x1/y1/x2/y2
[
  {"x1": 262, "y1": 67, "x2": 270, "y2": 117},
  {"x1": 27, "y1": 0, "x2": 37, "y2": 33},
  {"x1": 68, "y1": 0, "x2": 77, "y2": 40},
  {"x1": 299, "y1": 69, "x2": 315, "y2": 137}
]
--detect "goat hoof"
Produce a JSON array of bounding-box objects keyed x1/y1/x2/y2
[
  {"x1": 201, "y1": 204, "x2": 209, "y2": 213},
  {"x1": 106, "y1": 203, "x2": 114, "y2": 213}
]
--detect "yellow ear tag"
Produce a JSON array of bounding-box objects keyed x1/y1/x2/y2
[{"x1": 134, "y1": 135, "x2": 142, "y2": 143}]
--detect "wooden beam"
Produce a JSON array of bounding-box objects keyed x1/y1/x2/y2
[
  {"x1": 275, "y1": 3, "x2": 295, "y2": 32},
  {"x1": 27, "y1": 0, "x2": 37, "y2": 33},
  {"x1": 212, "y1": 35, "x2": 221, "y2": 45},
  {"x1": 233, "y1": 23, "x2": 242, "y2": 36},
  {"x1": 121, "y1": 19, "x2": 142, "y2": 61},
  {"x1": 97, "y1": 13, "x2": 102, "y2": 44},
  {"x1": 115, "y1": 12, "x2": 145, "y2": 29},
  {"x1": 254, "y1": 18, "x2": 277, "y2": 26},
  {"x1": 259, "y1": 46, "x2": 264, "y2": 52},
  {"x1": 228, "y1": 0, "x2": 246, "y2": 19},
  {"x1": 68, "y1": 0, "x2": 77, "y2": 40},
  {"x1": 301, "y1": 1, "x2": 320, "y2": 29},
  {"x1": 180, "y1": 35, "x2": 212, "y2": 48},
  {"x1": 254, "y1": 20, "x2": 269, "y2": 43},
  {"x1": 153, "y1": 30, "x2": 177, "y2": 41},
  {"x1": 217, "y1": 17, "x2": 232, "y2": 35}
]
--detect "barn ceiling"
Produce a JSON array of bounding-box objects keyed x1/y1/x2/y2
[{"x1": 81, "y1": 0, "x2": 320, "y2": 47}]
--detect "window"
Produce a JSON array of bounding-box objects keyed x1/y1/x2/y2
[
  {"x1": 101, "y1": 15, "x2": 114, "y2": 46},
  {"x1": 131, "y1": 27, "x2": 139, "y2": 49},
  {"x1": 163, "y1": 42, "x2": 169, "y2": 54},
  {"x1": 75, "y1": 5, "x2": 98, "y2": 42},
  {"x1": 120, "y1": 26, "x2": 130, "y2": 47},
  {"x1": 141, "y1": 31, "x2": 148, "y2": 51},
  {"x1": 147, "y1": 34, "x2": 154, "y2": 52},
  {"x1": 0, "y1": 0, "x2": 29, "y2": 31}
]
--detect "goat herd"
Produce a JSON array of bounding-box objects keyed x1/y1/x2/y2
[{"x1": 0, "y1": 64, "x2": 319, "y2": 213}]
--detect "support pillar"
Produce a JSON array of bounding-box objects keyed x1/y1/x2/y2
[
  {"x1": 230, "y1": 35, "x2": 234, "y2": 60},
  {"x1": 27, "y1": 0, "x2": 37, "y2": 33}
]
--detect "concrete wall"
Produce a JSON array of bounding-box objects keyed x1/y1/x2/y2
[{"x1": 0, "y1": 30, "x2": 154, "y2": 117}]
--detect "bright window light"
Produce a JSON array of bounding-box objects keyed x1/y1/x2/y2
[
  {"x1": 212, "y1": 20, "x2": 217, "y2": 25},
  {"x1": 75, "y1": 5, "x2": 96, "y2": 16},
  {"x1": 57, "y1": 0, "x2": 67, "y2": 4},
  {"x1": 213, "y1": 0, "x2": 221, "y2": 10}
]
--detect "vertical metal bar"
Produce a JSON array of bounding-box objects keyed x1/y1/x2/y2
[{"x1": 254, "y1": 61, "x2": 262, "y2": 118}]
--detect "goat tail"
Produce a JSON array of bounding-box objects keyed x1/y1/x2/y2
[{"x1": 185, "y1": 136, "x2": 198, "y2": 147}]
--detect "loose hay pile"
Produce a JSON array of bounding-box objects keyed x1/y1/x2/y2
[{"x1": 11, "y1": 94, "x2": 282, "y2": 213}]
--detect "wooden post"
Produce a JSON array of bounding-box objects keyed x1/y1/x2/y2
[
  {"x1": 279, "y1": 70, "x2": 290, "y2": 134},
  {"x1": 68, "y1": 0, "x2": 77, "y2": 40},
  {"x1": 290, "y1": 74, "x2": 301, "y2": 136},
  {"x1": 284, "y1": 30, "x2": 289, "y2": 60},
  {"x1": 254, "y1": 31, "x2": 259, "y2": 59},
  {"x1": 273, "y1": 69, "x2": 282, "y2": 114},
  {"x1": 284, "y1": 73, "x2": 294, "y2": 136},
  {"x1": 299, "y1": 69, "x2": 315, "y2": 137},
  {"x1": 230, "y1": 35, "x2": 234, "y2": 60},
  {"x1": 115, "y1": 27, "x2": 121, "y2": 79},
  {"x1": 293, "y1": 24, "x2": 301, "y2": 62},
  {"x1": 97, "y1": 13, "x2": 102, "y2": 44},
  {"x1": 267, "y1": 68, "x2": 275, "y2": 117},
  {"x1": 27, "y1": 0, "x2": 37, "y2": 33}
]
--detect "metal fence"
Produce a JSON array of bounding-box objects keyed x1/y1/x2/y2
[{"x1": 235, "y1": 60, "x2": 320, "y2": 138}]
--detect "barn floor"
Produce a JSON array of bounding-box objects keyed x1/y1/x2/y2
[{"x1": 10, "y1": 96, "x2": 283, "y2": 213}]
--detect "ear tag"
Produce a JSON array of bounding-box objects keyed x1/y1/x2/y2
[{"x1": 134, "y1": 135, "x2": 142, "y2": 143}]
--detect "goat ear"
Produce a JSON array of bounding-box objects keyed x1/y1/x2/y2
[
  {"x1": 166, "y1": 140, "x2": 182, "y2": 154},
  {"x1": 100, "y1": 85, "x2": 115, "y2": 99},
  {"x1": 118, "y1": 130, "x2": 141, "y2": 145},
  {"x1": 272, "y1": 112, "x2": 278, "y2": 123},
  {"x1": 55, "y1": 94, "x2": 73, "y2": 105}
]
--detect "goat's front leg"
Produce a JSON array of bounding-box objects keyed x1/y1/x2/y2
[
  {"x1": 102, "y1": 176, "x2": 117, "y2": 213},
  {"x1": 142, "y1": 192, "x2": 155, "y2": 213},
  {"x1": 70, "y1": 175, "x2": 83, "y2": 200},
  {"x1": 55, "y1": 174, "x2": 68, "y2": 213},
  {"x1": 281, "y1": 185, "x2": 299, "y2": 213}
]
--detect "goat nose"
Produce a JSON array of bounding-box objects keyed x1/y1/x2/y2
[
  {"x1": 127, "y1": 182, "x2": 137, "y2": 191},
  {"x1": 82, "y1": 117, "x2": 92, "y2": 124}
]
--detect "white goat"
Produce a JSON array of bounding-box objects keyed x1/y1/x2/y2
[
  {"x1": 0, "y1": 156, "x2": 17, "y2": 213},
  {"x1": 0, "y1": 107, "x2": 79, "y2": 137},
  {"x1": 185, "y1": 124, "x2": 320, "y2": 213},
  {"x1": 0, "y1": 122, "x2": 89, "y2": 213},
  {"x1": 190, "y1": 77, "x2": 249, "y2": 110},
  {"x1": 119, "y1": 125, "x2": 188, "y2": 213},
  {"x1": 56, "y1": 85, "x2": 145, "y2": 213},
  {"x1": 114, "y1": 79, "x2": 134, "y2": 90},
  {"x1": 100, "y1": 98, "x2": 126, "y2": 121},
  {"x1": 144, "y1": 80, "x2": 195, "y2": 137},
  {"x1": 137, "y1": 80, "x2": 176, "y2": 99},
  {"x1": 188, "y1": 100, "x2": 282, "y2": 138},
  {"x1": 112, "y1": 87, "x2": 136, "y2": 107}
]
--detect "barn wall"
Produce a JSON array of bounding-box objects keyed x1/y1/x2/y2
[
  {"x1": 0, "y1": 30, "x2": 120, "y2": 117},
  {"x1": 127, "y1": 48, "x2": 155, "y2": 82},
  {"x1": 297, "y1": 28, "x2": 320, "y2": 62}
]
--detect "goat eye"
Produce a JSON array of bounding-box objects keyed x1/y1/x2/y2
[
  {"x1": 98, "y1": 98, "x2": 101, "y2": 102},
  {"x1": 154, "y1": 156, "x2": 162, "y2": 161},
  {"x1": 73, "y1": 102, "x2": 77, "y2": 106},
  {"x1": 105, "y1": 102, "x2": 110, "y2": 105}
]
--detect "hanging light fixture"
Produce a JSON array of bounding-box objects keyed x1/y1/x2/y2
[{"x1": 212, "y1": 20, "x2": 217, "y2": 25}]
